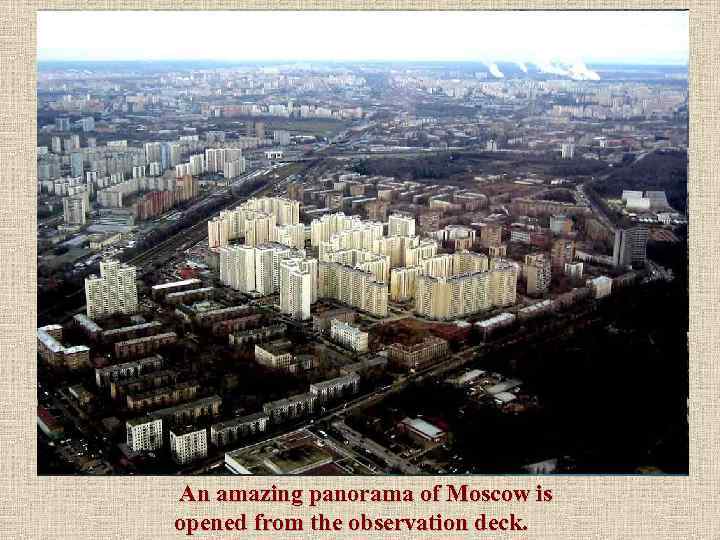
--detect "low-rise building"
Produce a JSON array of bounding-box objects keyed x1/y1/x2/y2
[
  {"x1": 95, "y1": 355, "x2": 164, "y2": 388},
  {"x1": 263, "y1": 393, "x2": 316, "y2": 424},
  {"x1": 37, "y1": 324, "x2": 90, "y2": 370},
  {"x1": 114, "y1": 332, "x2": 177, "y2": 359},
  {"x1": 309, "y1": 373, "x2": 360, "y2": 403},
  {"x1": 254, "y1": 340, "x2": 313, "y2": 372},
  {"x1": 387, "y1": 337, "x2": 449, "y2": 371},
  {"x1": 210, "y1": 412, "x2": 269, "y2": 448},
  {"x1": 330, "y1": 320, "x2": 368, "y2": 353},
  {"x1": 228, "y1": 324, "x2": 287, "y2": 347},
  {"x1": 150, "y1": 395, "x2": 222, "y2": 426},
  {"x1": 399, "y1": 417, "x2": 447, "y2": 445},
  {"x1": 151, "y1": 279, "x2": 203, "y2": 300},
  {"x1": 313, "y1": 307, "x2": 356, "y2": 333},
  {"x1": 475, "y1": 312, "x2": 516, "y2": 340},
  {"x1": 126, "y1": 381, "x2": 200, "y2": 413},
  {"x1": 587, "y1": 276, "x2": 613, "y2": 299}
]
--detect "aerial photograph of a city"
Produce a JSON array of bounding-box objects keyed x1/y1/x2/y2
[{"x1": 36, "y1": 10, "x2": 688, "y2": 476}]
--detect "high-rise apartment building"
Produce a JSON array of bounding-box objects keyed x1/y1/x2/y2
[
  {"x1": 523, "y1": 253, "x2": 551, "y2": 295},
  {"x1": 63, "y1": 195, "x2": 87, "y2": 225},
  {"x1": 550, "y1": 239, "x2": 576, "y2": 274},
  {"x1": 279, "y1": 258, "x2": 314, "y2": 320},
  {"x1": 219, "y1": 245, "x2": 257, "y2": 293},
  {"x1": 208, "y1": 197, "x2": 299, "y2": 248},
  {"x1": 389, "y1": 266, "x2": 423, "y2": 302},
  {"x1": 388, "y1": 213, "x2": 416, "y2": 237},
  {"x1": 549, "y1": 214, "x2": 573, "y2": 235},
  {"x1": 310, "y1": 212, "x2": 362, "y2": 247},
  {"x1": 169, "y1": 426, "x2": 208, "y2": 465},
  {"x1": 189, "y1": 154, "x2": 206, "y2": 176},
  {"x1": 70, "y1": 152, "x2": 84, "y2": 178},
  {"x1": 220, "y1": 243, "x2": 310, "y2": 298},
  {"x1": 319, "y1": 262, "x2": 388, "y2": 317},
  {"x1": 242, "y1": 211, "x2": 275, "y2": 247},
  {"x1": 272, "y1": 223, "x2": 306, "y2": 250},
  {"x1": 612, "y1": 226, "x2": 649, "y2": 268},
  {"x1": 126, "y1": 417, "x2": 163, "y2": 452},
  {"x1": 205, "y1": 148, "x2": 226, "y2": 173},
  {"x1": 479, "y1": 224, "x2": 504, "y2": 247},
  {"x1": 84, "y1": 259, "x2": 138, "y2": 320},
  {"x1": 414, "y1": 258, "x2": 519, "y2": 320},
  {"x1": 223, "y1": 158, "x2": 246, "y2": 179}
]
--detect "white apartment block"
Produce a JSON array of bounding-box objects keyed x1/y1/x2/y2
[
  {"x1": 243, "y1": 211, "x2": 276, "y2": 247},
  {"x1": 84, "y1": 259, "x2": 138, "y2": 320},
  {"x1": 205, "y1": 148, "x2": 226, "y2": 173},
  {"x1": 404, "y1": 238, "x2": 439, "y2": 267},
  {"x1": 415, "y1": 258, "x2": 519, "y2": 320},
  {"x1": 189, "y1": 154, "x2": 206, "y2": 176},
  {"x1": 272, "y1": 223, "x2": 306, "y2": 250},
  {"x1": 489, "y1": 258, "x2": 520, "y2": 308},
  {"x1": 219, "y1": 244, "x2": 256, "y2": 292},
  {"x1": 126, "y1": 417, "x2": 163, "y2": 452},
  {"x1": 170, "y1": 427, "x2": 208, "y2": 465},
  {"x1": 330, "y1": 320, "x2": 368, "y2": 352},
  {"x1": 319, "y1": 262, "x2": 388, "y2": 318},
  {"x1": 310, "y1": 212, "x2": 363, "y2": 247},
  {"x1": 220, "y1": 243, "x2": 311, "y2": 298},
  {"x1": 388, "y1": 213, "x2": 416, "y2": 237},
  {"x1": 320, "y1": 246, "x2": 390, "y2": 284},
  {"x1": 207, "y1": 197, "x2": 299, "y2": 248},
  {"x1": 223, "y1": 158, "x2": 246, "y2": 179},
  {"x1": 279, "y1": 258, "x2": 315, "y2": 320},
  {"x1": 390, "y1": 266, "x2": 423, "y2": 302}
]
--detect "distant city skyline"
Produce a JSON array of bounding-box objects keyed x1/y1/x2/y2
[{"x1": 38, "y1": 11, "x2": 688, "y2": 65}]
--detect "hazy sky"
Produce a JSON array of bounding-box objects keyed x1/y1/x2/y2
[{"x1": 37, "y1": 11, "x2": 688, "y2": 65}]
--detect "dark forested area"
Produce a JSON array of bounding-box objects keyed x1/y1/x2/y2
[{"x1": 594, "y1": 150, "x2": 688, "y2": 212}]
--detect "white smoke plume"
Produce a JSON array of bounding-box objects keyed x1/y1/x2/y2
[
  {"x1": 487, "y1": 62, "x2": 504, "y2": 78},
  {"x1": 532, "y1": 58, "x2": 600, "y2": 81},
  {"x1": 533, "y1": 59, "x2": 569, "y2": 76},
  {"x1": 568, "y1": 61, "x2": 600, "y2": 81}
]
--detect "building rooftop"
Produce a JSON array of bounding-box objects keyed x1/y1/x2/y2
[
  {"x1": 211, "y1": 412, "x2": 269, "y2": 432},
  {"x1": 475, "y1": 312, "x2": 516, "y2": 328},
  {"x1": 126, "y1": 416, "x2": 161, "y2": 428},
  {"x1": 263, "y1": 392, "x2": 315, "y2": 411},
  {"x1": 486, "y1": 379, "x2": 522, "y2": 395},
  {"x1": 37, "y1": 328, "x2": 63, "y2": 353},
  {"x1": 151, "y1": 278, "x2": 202, "y2": 291},
  {"x1": 401, "y1": 417, "x2": 445, "y2": 439},
  {"x1": 115, "y1": 332, "x2": 177, "y2": 346},
  {"x1": 151, "y1": 395, "x2": 222, "y2": 418},
  {"x1": 518, "y1": 300, "x2": 555, "y2": 314},
  {"x1": 226, "y1": 430, "x2": 334, "y2": 475},
  {"x1": 96, "y1": 354, "x2": 163, "y2": 375},
  {"x1": 73, "y1": 314, "x2": 103, "y2": 333},
  {"x1": 310, "y1": 373, "x2": 359, "y2": 392},
  {"x1": 170, "y1": 425, "x2": 207, "y2": 437},
  {"x1": 103, "y1": 321, "x2": 163, "y2": 337}
]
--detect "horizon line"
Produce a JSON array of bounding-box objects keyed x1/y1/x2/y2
[{"x1": 36, "y1": 58, "x2": 690, "y2": 67}]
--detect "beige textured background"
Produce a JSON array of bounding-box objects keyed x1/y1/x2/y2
[{"x1": 1, "y1": 1, "x2": 716, "y2": 538}]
